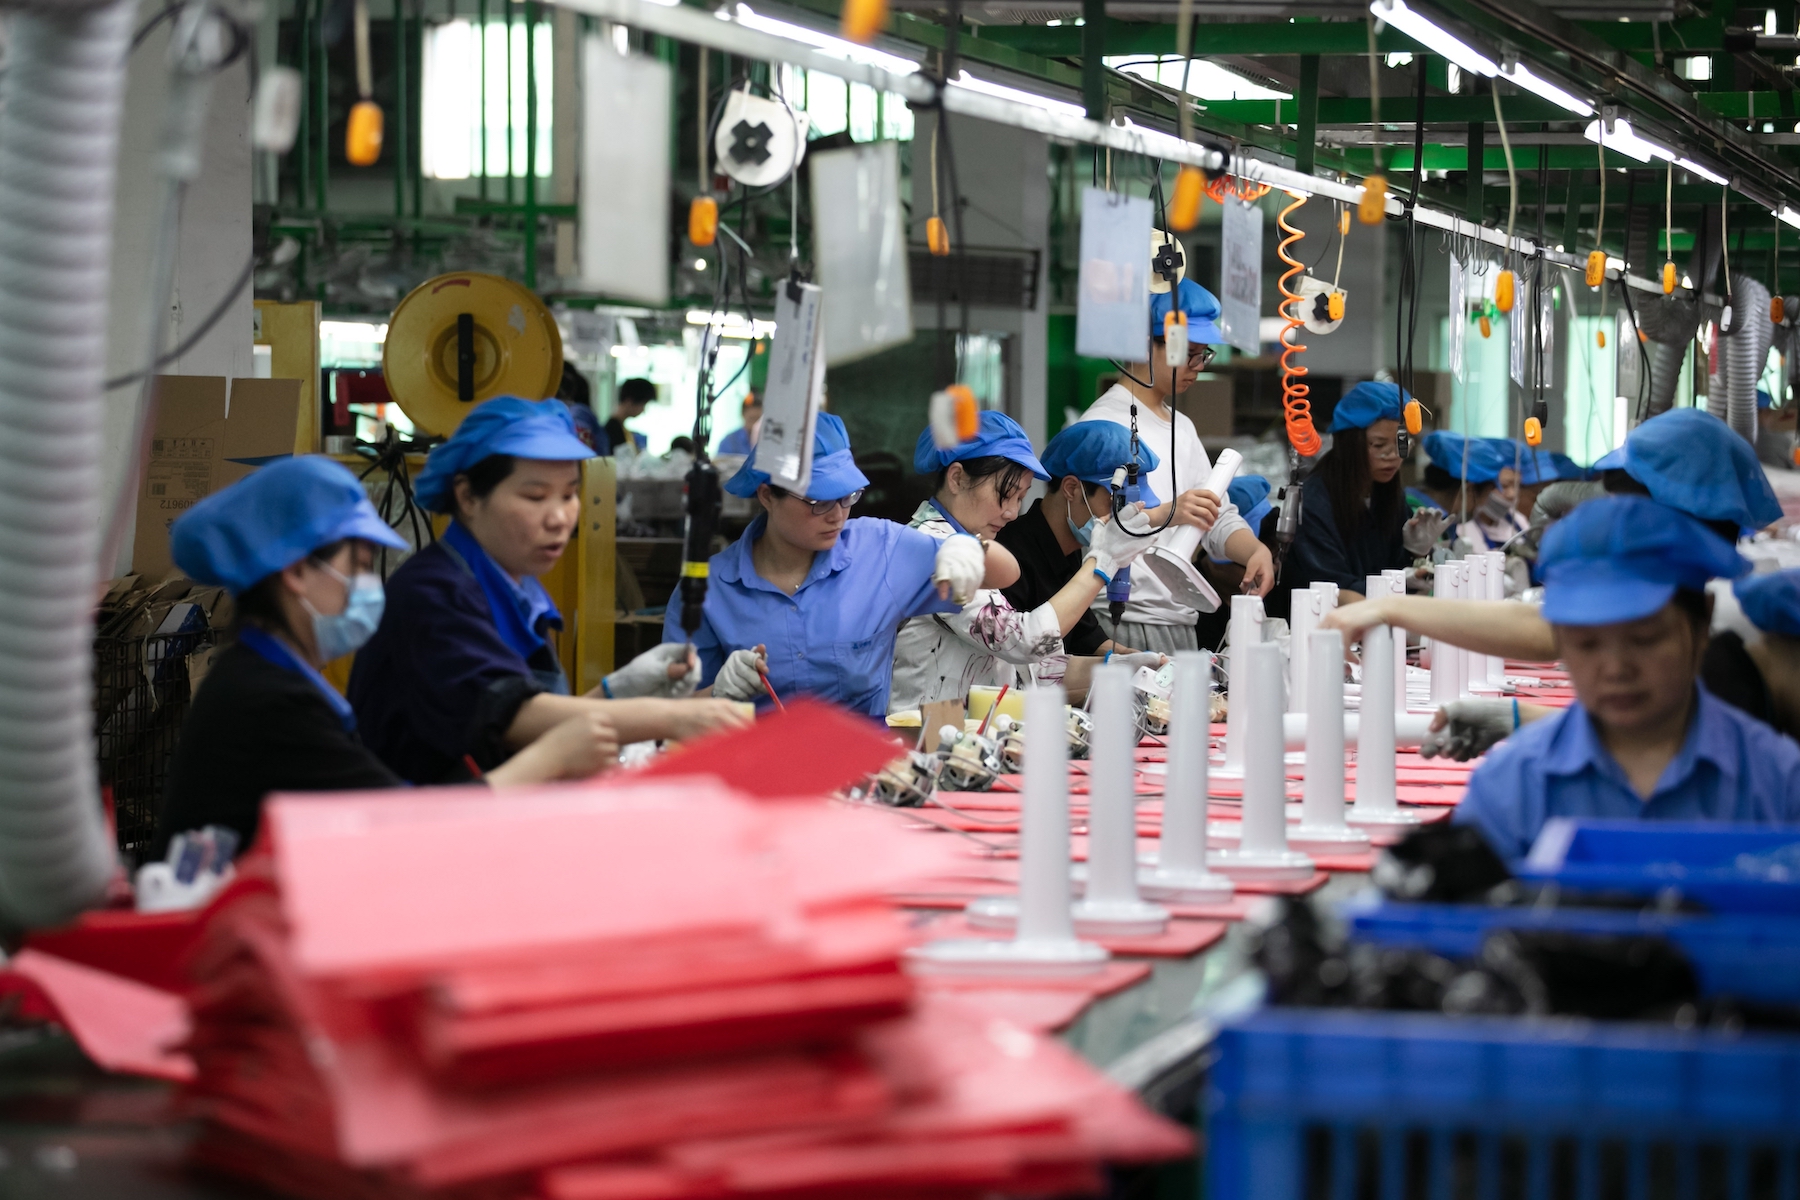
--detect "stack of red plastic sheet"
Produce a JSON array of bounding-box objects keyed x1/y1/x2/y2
[{"x1": 178, "y1": 777, "x2": 1191, "y2": 1198}]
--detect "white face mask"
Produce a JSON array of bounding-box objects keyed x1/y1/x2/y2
[
  {"x1": 1066, "y1": 485, "x2": 1101, "y2": 547},
  {"x1": 301, "y1": 563, "x2": 385, "y2": 661}
]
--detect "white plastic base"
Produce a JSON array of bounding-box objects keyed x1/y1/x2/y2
[
  {"x1": 1141, "y1": 547, "x2": 1223, "y2": 614},
  {"x1": 965, "y1": 893, "x2": 1170, "y2": 937},
  {"x1": 1346, "y1": 804, "x2": 1427, "y2": 833},
  {"x1": 1135, "y1": 863, "x2": 1235, "y2": 904},
  {"x1": 1287, "y1": 822, "x2": 1372, "y2": 853},
  {"x1": 1208, "y1": 844, "x2": 1316, "y2": 881},
  {"x1": 906, "y1": 936, "x2": 1111, "y2": 977}
]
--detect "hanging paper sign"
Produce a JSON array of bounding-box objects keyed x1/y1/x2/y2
[
  {"x1": 759, "y1": 280, "x2": 826, "y2": 495},
  {"x1": 1219, "y1": 196, "x2": 1264, "y2": 358},
  {"x1": 1075, "y1": 187, "x2": 1153, "y2": 363},
  {"x1": 810, "y1": 141, "x2": 913, "y2": 365},
  {"x1": 578, "y1": 41, "x2": 671, "y2": 305},
  {"x1": 1447, "y1": 256, "x2": 1468, "y2": 382}
]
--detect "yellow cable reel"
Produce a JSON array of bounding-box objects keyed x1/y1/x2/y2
[{"x1": 383, "y1": 272, "x2": 564, "y2": 437}]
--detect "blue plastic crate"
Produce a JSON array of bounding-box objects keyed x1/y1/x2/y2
[
  {"x1": 1206, "y1": 1008, "x2": 1800, "y2": 1200},
  {"x1": 1519, "y1": 819, "x2": 1800, "y2": 915},
  {"x1": 1344, "y1": 897, "x2": 1800, "y2": 1006}
]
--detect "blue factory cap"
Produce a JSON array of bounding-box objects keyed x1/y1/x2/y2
[
  {"x1": 172, "y1": 456, "x2": 408, "y2": 594},
  {"x1": 414, "y1": 396, "x2": 597, "y2": 513},
  {"x1": 1150, "y1": 278, "x2": 1224, "y2": 346},
  {"x1": 1760, "y1": 388, "x2": 1775, "y2": 410},
  {"x1": 1588, "y1": 408, "x2": 1782, "y2": 533},
  {"x1": 913, "y1": 410, "x2": 1049, "y2": 480},
  {"x1": 1328, "y1": 381, "x2": 1407, "y2": 432},
  {"x1": 1735, "y1": 569, "x2": 1800, "y2": 637},
  {"x1": 1040, "y1": 421, "x2": 1161, "y2": 508},
  {"x1": 1228, "y1": 474, "x2": 1273, "y2": 535},
  {"x1": 1537, "y1": 494, "x2": 1750, "y2": 626},
  {"x1": 1421, "y1": 430, "x2": 1507, "y2": 484},
  {"x1": 725, "y1": 411, "x2": 871, "y2": 501},
  {"x1": 1483, "y1": 438, "x2": 1571, "y2": 487}
]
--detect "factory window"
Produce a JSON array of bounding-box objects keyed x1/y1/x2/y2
[
  {"x1": 421, "y1": 18, "x2": 554, "y2": 180},
  {"x1": 1564, "y1": 315, "x2": 1620, "y2": 463},
  {"x1": 1445, "y1": 311, "x2": 1512, "y2": 439},
  {"x1": 778, "y1": 64, "x2": 913, "y2": 142}
]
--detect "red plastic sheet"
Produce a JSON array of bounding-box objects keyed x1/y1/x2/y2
[{"x1": 0, "y1": 949, "x2": 193, "y2": 1081}]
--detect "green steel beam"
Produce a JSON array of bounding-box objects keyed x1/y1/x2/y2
[
  {"x1": 780, "y1": 0, "x2": 1082, "y2": 88},
  {"x1": 974, "y1": 19, "x2": 1419, "y2": 58},
  {"x1": 1696, "y1": 91, "x2": 1800, "y2": 120},
  {"x1": 1294, "y1": 54, "x2": 1319, "y2": 177},
  {"x1": 1197, "y1": 94, "x2": 1569, "y2": 125}
]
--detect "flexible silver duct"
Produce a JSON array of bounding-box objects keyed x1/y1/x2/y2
[
  {"x1": 1646, "y1": 339, "x2": 1687, "y2": 417},
  {"x1": 0, "y1": 0, "x2": 135, "y2": 929},
  {"x1": 1724, "y1": 275, "x2": 1773, "y2": 444}
]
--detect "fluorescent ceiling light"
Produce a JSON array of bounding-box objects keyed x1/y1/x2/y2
[
  {"x1": 1677, "y1": 157, "x2": 1728, "y2": 186},
  {"x1": 1583, "y1": 116, "x2": 1673, "y2": 164},
  {"x1": 730, "y1": 5, "x2": 920, "y2": 75},
  {"x1": 1105, "y1": 56, "x2": 1290, "y2": 101},
  {"x1": 1369, "y1": 0, "x2": 1498, "y2": 78},
  {"x1": 949, "y1": 70, "x2": 1087, "y2": 119},
  {"x1": 685, "y1": 310, "x2": 777, "y2": 339},
  {"x1": 1779, "y1": 206, "x2": 1800, "y2": 230},
  {"x1": 1500, "y1": 62, "x2": 1592, "y2": 116}
]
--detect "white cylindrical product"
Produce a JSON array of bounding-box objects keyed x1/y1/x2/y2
[
  {"x1": 1487, "y1": 551, "x2": 1507, "y2": 684},
  {"x1": 1136, "y1": 449, "x2": 1243, "y2": 615},
  {"x1": 1140, "y1": 652, "x2": 1233, "y2": 903},
  {"x1": 1219, "y1": 594, "x2": 1264, "y2": 775},
  {"x1": 1282, "y1": 710, "x2": 1431, "y2": 750},
  {"x1": 915, "y1": 685, "x2": 1110, "y2": 975},
  {"x1": 1348, "y1": 617, "x2": 1423, "y2": 831},
  {"x1": 1210, "y1": 642, "x2": 1315, "y2": 880},
  {"x1": 1291, "y1": 630, "x2": 1369, "y2": 851},
  {"x1": 1072, "y1": 663, "x2": 1169, "y2": 933},
  {"x1": 1287, "y1": 588, "x2": 1314, "y2": 713},
  {"x1": 1382, "y1": 569, "x2": 1409, "y2": 714},
  {"x1": 1463, "y1": 555, "x2": 1493, "y2": 691}
]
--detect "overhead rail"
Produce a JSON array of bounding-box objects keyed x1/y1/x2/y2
[{"x1": 555, "y1": 0, "x2": 1731, "y2": 303}]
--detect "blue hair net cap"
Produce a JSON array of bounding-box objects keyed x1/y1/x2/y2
[
  {"x1": 1227, "y1": 475, "x2": 1270, "y2": 513},
  {"x1": 1150, "y1": 278, "x2": 1224, "y2": 345},
  {"x1": 1608, "y1": 409, "x2": 1783, "y2": 532},
  {"x1": 1736, "y1": 569, "x2": 1800, "y2": 637},
  {"x1": 1420, "y1": 430, "x2": 1507, "y2": 484},
  {"x1": 1537, "y1": 494, "x2": 1750, "y2": 626},
  {"x1": 414, "y1": 396, "x2": 597, "y2": 512},
  {"x1": 1041, "y1": 421, "x2": 1162, "y2": 507},
  {"x1": 172, "y1": 456, "x2": 408, "y2": 594},
  {"x1": 913, "y1": 410, "x2": 1049, "y2": 480},
  {"x1": 1328, "y1": 381, "x2": 1407, "y2": 432},
  {"x1": 725, "y1": 411, "x2": 871, "y2": 501}
]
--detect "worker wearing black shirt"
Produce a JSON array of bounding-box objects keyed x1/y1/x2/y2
[
  {"x1": 156, "y1": 457, "x2": 619, "y2": 857},
  {"x1": 604, "y1": 377, "x2": 655, "y2": 455},
  {"x1": 995, "y1": 421, "x2": 1165, "y2": 694}
]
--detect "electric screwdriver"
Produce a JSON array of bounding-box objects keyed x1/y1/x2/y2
[{"x1": 679, "y1": 460, "x2": 722, "y2": 640}]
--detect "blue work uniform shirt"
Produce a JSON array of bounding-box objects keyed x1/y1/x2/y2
[
  {"x1": 1455, "y1": 685, "x2": 1800, "y2": 860},
  {"x1": 716, "y1": 426, "x2": 754, "y2": 456},
  {"x1": 664, "y1": 514, "x2": 957, "y2": 716},
  {"x1": 348, "y1": 526, "x2": 568, "y2": 783}
]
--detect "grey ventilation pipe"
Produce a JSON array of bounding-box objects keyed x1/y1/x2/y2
[
  {"x1": 0, "y1": 0, "x2": 137, "y2": 929},
  {"x1": 1723, "y1": 275, "x2": 1773, "y2": 444},
  {"x1": 1645, "y1": 340, "x2": 1688, "y2": 417}
]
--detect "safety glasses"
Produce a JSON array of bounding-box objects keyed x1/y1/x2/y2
[{"x1": 773, "y1": 487, "x2": 864, "y2": 516}]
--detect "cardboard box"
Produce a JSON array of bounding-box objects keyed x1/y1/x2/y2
[{"x1": 131, "y1": 376, "x2": 304, "y2": 579}]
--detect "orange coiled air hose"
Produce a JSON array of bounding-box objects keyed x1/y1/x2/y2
[{"x1": 1276, "y1": 192, "x2": 1321, "y2": 457}]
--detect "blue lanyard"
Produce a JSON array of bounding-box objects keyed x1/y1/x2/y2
[
  {"x1": 927, "y1": 498, "x2": 969, "y2": 535},
  {"x1": 442, "y1": 521, "x2": 561, "y2": 662},
  {"x1": 238, "y1": 627, "x2": 357, "y2": 733}
]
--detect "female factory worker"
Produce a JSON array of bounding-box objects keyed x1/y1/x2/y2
[
  {"x1": 1324, "y1": 408, "x2": 1786, "y2": 757},
  {"x1": 1704, "y1": 568, "x2": 1800, "y2": 743},
  {"x1": 1410, "y1": 430, "x2": 1513, "y2": 551},
  {"x1": 1453, "y1": 494, "x2": 1800, "y2": 860},
  {"x1": 1281, "y1": 382, "x2": 1445, "y2": 606},
  {"x1": 156, "y1": 457, "x2": 621, "y2": 852},
  {"x1": 668, "y1": 412, "x2": 1014, "y2": 716},
  {"x1": 892, "y1": 416, "x2": 1161, "y2": 708},
  {"x1": 1076, "y1": 276, "x2": 1273, "y2": 655},
  {"x1": 349, "y1": 397, "x2": 749, "y2": 783}
]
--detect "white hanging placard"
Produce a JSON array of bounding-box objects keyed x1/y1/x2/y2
[
  {"x1": 578, "y1": 40, "x2": 671, "y2": 305},
  {"x1": 1075, "y1": 186, "x2": 1153, "y2": 363},
  {"x1": 809, "y1": 141, "x2": 913, "y2": 365},
  {"x1": 1220, "y1": 197, "x2": 1264, "y2": 359},
  {"x1": 759, "y1": 280, "x2": 826, "y2": 495},
  {"x1": 1447, "y1": 256, "x2": 1468, "y2": 382}
]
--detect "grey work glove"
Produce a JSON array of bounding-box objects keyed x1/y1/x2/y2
[
  {"x1": 712, "y1": 647, "x2": 768, "y2": 702},
  {"x1": 1403, "y1": 509, "x2": 1453, "y2": 556},
  {"x1": 1087, "y1": 504, "x2": 1152, "y2": 580},
  {"x1": 1108, "y1": 650, "x2": 1165, "y2": 670},
  {"x1": 602, "y1": 642, "x2": 699, "y2": 699},
  {"x1": 1419, "y1": 698, "x2": 1518, "y2": 762},
  {"x1": 932, "y1": 534, "x2": 987, "y2": 605}
]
